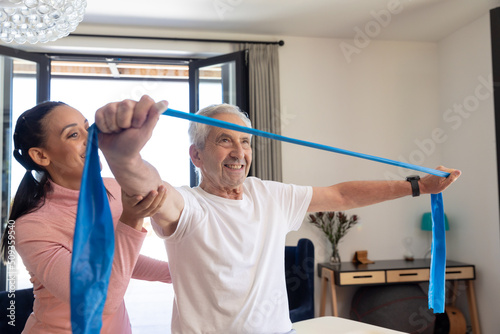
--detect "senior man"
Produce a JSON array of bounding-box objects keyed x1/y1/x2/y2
[{"x1": 96, "y1": 95, "x2": 461, "y2": 334}]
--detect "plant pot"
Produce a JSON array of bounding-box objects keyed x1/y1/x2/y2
[{"x1": 330, "y1": 244, "x2": 341, "y2": 264}]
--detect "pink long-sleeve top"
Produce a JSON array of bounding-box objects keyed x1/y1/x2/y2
[{"x1": 14, "y1": 178, "x2": 171, "y2": 333}]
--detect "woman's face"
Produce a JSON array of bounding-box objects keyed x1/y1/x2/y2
[{"x1": 39, "y1": 105, "x2": 89, "y2": 190}]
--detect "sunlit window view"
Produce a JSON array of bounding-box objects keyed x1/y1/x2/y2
[{"x1": 9, "y1": 59, "x2": 223, "y2": 333}]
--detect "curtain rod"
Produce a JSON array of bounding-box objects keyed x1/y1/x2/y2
[{"x1": 69, "y1": 33, "x2": 285, "y2": 46}]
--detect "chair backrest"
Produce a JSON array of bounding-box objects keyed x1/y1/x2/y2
[
  {"x1": 0, "y1": 288, "x2": 34, "y2": 334},
  {"x1": 284, "y1": 238, "x2": 314, "y2": 321}
]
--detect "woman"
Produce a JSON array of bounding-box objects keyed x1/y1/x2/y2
[{"x1": 0, "y1": 101, "x2": 171, "y2": 333}]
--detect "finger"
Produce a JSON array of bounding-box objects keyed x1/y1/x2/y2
[
  {"x1": 136, "y1": 186, "x2": 167, "y2": 217},
  {"x1": 104, "y1": 102, "x2": 125, "y2": 133},
  {"x1": 447, "y1": 169, "x2": 462, "y2": 182},
  {"x1": 132, "y1": 195, "x2": 145, "y2": 205},
  {"x1": 114, "y1": 99, "x2": 137, "y2": 131},
  {"x1": 95, "y1": 103, "x2": 115, "y2": 133},
  {"x1": 140, "y1": 100, "x2": 168, "y2": 136},
  {"x1": 122, "y1": 190, "x2": 144, "y2": 206},
  {"x1": 116, "y1": 100, "x2": 135, "y2": 130},
  {"x1": 153, "y1": 100, "x2": 169, "y2": 114},
  {"x1": 436, "y1": 166, "x2": 461, "y2": 181},
  {"x1": 136, "y1": 189, "x2": 159, "y2": 210},
  {"x1": 149, "y1": 185, "x2": 167, "y2": 211},
  {"x1": 145, "y1": 193, "x2": 167, "y2": 216},
  {"x1": 131, "y1": 95, "x2": 156, "y2": 128}
]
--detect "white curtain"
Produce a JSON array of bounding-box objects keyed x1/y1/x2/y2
[{"x1": 238, "y1": 43, "x2": 282, "y2": 181}]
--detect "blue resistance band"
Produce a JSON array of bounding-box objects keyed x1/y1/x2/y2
[
  {"x1": 163, "y1": 109, "x2": 450, "y2": 178},
  {"x1": 429, "y1": 193, "x2": 446, "y2": 313},
  {"x1": 71, "y1": 108, "x2": 448, "y2": 333},
  {"x1": 70, "y1": 124, "x2": 114, "y2": 334},
  {"x1": 162, "y1": 109, "x2": 448, "y2": 313}
]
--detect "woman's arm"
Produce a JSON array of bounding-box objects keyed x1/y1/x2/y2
[
  {"x1": 103, "y1": 186, "x2": 169, "y2": 314},
  {"x1": 14, "y1": 186, "x2": 168, "y2": 315},
  {"x1": 132, "y1": 255, "x2": 171, "y2": 283}
]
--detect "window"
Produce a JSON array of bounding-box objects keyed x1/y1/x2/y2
[
  {"x1": 9, "y1": 57, "x2": 225, "y2": 332},
  {"x1": 1, "y1": 48, "x2": 248, "y2": 334}
]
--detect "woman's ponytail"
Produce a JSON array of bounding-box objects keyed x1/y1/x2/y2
[{"x1": 0, "y1": 102, "x2": 65, "y2": 263}]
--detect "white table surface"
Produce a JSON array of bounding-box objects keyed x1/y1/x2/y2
[{"x1": 292, "y1": 317, "x2": 407, "y2": 334}]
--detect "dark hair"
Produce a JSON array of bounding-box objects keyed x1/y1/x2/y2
[{"x1": 1, "y1": 101, "x2": 67, "y2": 263}]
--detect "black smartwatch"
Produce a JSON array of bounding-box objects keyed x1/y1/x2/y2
[{"x1": 406, "y1": 175, "x2": 420, "y2": 197}]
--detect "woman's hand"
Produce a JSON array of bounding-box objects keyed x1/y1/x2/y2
[{"x1": 119, "y1": 185, "x2": 167, "y2": 231}]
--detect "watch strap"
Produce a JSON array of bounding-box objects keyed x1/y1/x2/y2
[{"x1": 406, "y1": 175, "x2": 420, "y2": 197}]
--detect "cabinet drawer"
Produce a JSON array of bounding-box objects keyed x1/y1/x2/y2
[
  {"x1": 339, "y1": 271, "x2": 385, "y2": 285},
  {"x1": 445, "y1": 267, "x2": 474, "y2": 280},
  {"x1": 386, "y1": 269, "x2": 429, "y2": 282}
]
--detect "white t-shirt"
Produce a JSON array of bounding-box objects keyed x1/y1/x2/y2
[{"x1": 153, "y1": 177, "x2": 312, "y2": 334}]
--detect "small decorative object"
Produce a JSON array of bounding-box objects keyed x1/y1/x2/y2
[
  {"x1": 352, "y1": 250, "x2": 374, "y2": 264},
  {"x1": 308, "y1": 211, "x2": 359, "y2": 264},
  {"x1": 402, "y1": 237, "x2": 414, "y2": 261}
]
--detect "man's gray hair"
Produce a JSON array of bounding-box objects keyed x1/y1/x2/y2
[{"x1": 188, "y1": 104, "x2": 252, "y2": 149}]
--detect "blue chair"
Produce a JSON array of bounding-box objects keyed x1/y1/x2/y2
[{"x1": 285, "y1": 238, "x2": 315, "y2": 322}]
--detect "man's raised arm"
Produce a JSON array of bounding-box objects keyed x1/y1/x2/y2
[{"x1": 95, "y1": 95, "x2": 183, "y2": 236}]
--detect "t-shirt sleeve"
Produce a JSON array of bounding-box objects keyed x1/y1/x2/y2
[
  {"x1": 260, "y1": 179, "x2": 313, "y2": 232},
  {"x1": 151, "y1": 186, "x2": 201, "y2": 241}
]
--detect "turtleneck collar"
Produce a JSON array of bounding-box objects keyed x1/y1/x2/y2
[{"x1": 45, "y1": 180, "x2": 80, "y2": 208}]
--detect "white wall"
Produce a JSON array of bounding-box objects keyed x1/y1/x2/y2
[
  {"x1": 280, "y1": 12, "x2": 499, "y2": 331},
  {"x1": 279, "y1": 35, "x2": 444, "y2": 317},
  {"x1": 4, "y1": 12, "x2": 498, "y2": 330},
  {"x1": 438, "y1": 13, "x2": 500, "y2": 333}
]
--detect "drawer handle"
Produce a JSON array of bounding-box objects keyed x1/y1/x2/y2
[
  {"x1": 399, "y1": 273, "x2": 419, "y2": 277},
  {"x1": 446, "y1": 270, "x2": 463, "y2": 274},
  {"x1": 353, "y1": 275, "x2": 373, "y2": 279}
]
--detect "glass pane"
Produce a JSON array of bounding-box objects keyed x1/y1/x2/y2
[
  {"x1": 197, "y1": 61, "x2": 235, "y2": 109},
  {"x1": 49, "y1": 77, "x2": 191, "y2": 187},
  {"x1": 49, "y1": 61, "x2": 192, "y2": 333},
  {"x1": 2, "y1": 57, "x2": 38, "y2": 291}
]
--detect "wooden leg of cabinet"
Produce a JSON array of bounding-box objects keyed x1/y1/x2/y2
[
  {"x1": 319, "y1": 267, "x2": 338, "y2": 317},
  {"x1": 466, "y1": 280, "x2": 480, "y2": 334},
  {"x1": 319, "y1": 270, "x2": 327, "y2": 316},
  {"x1": 448, "y1": 280, "x2": 459, "y2": 306}
]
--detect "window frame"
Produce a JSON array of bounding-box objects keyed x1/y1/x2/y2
[
  {"x1": 0, "y1": 49, "x2": 248, "y2": 291},
  {"x1": 0, "y1": 45, "x2": 50, "y2": 290}
]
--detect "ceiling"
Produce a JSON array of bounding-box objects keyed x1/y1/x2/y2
[{"x1": 81, "y1": 0, "x2": 500, "y2": 42}]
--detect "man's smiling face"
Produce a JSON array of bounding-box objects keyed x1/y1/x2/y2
[{"x1": 192, "y1": 112, "x2": 252, "y2": 199}]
